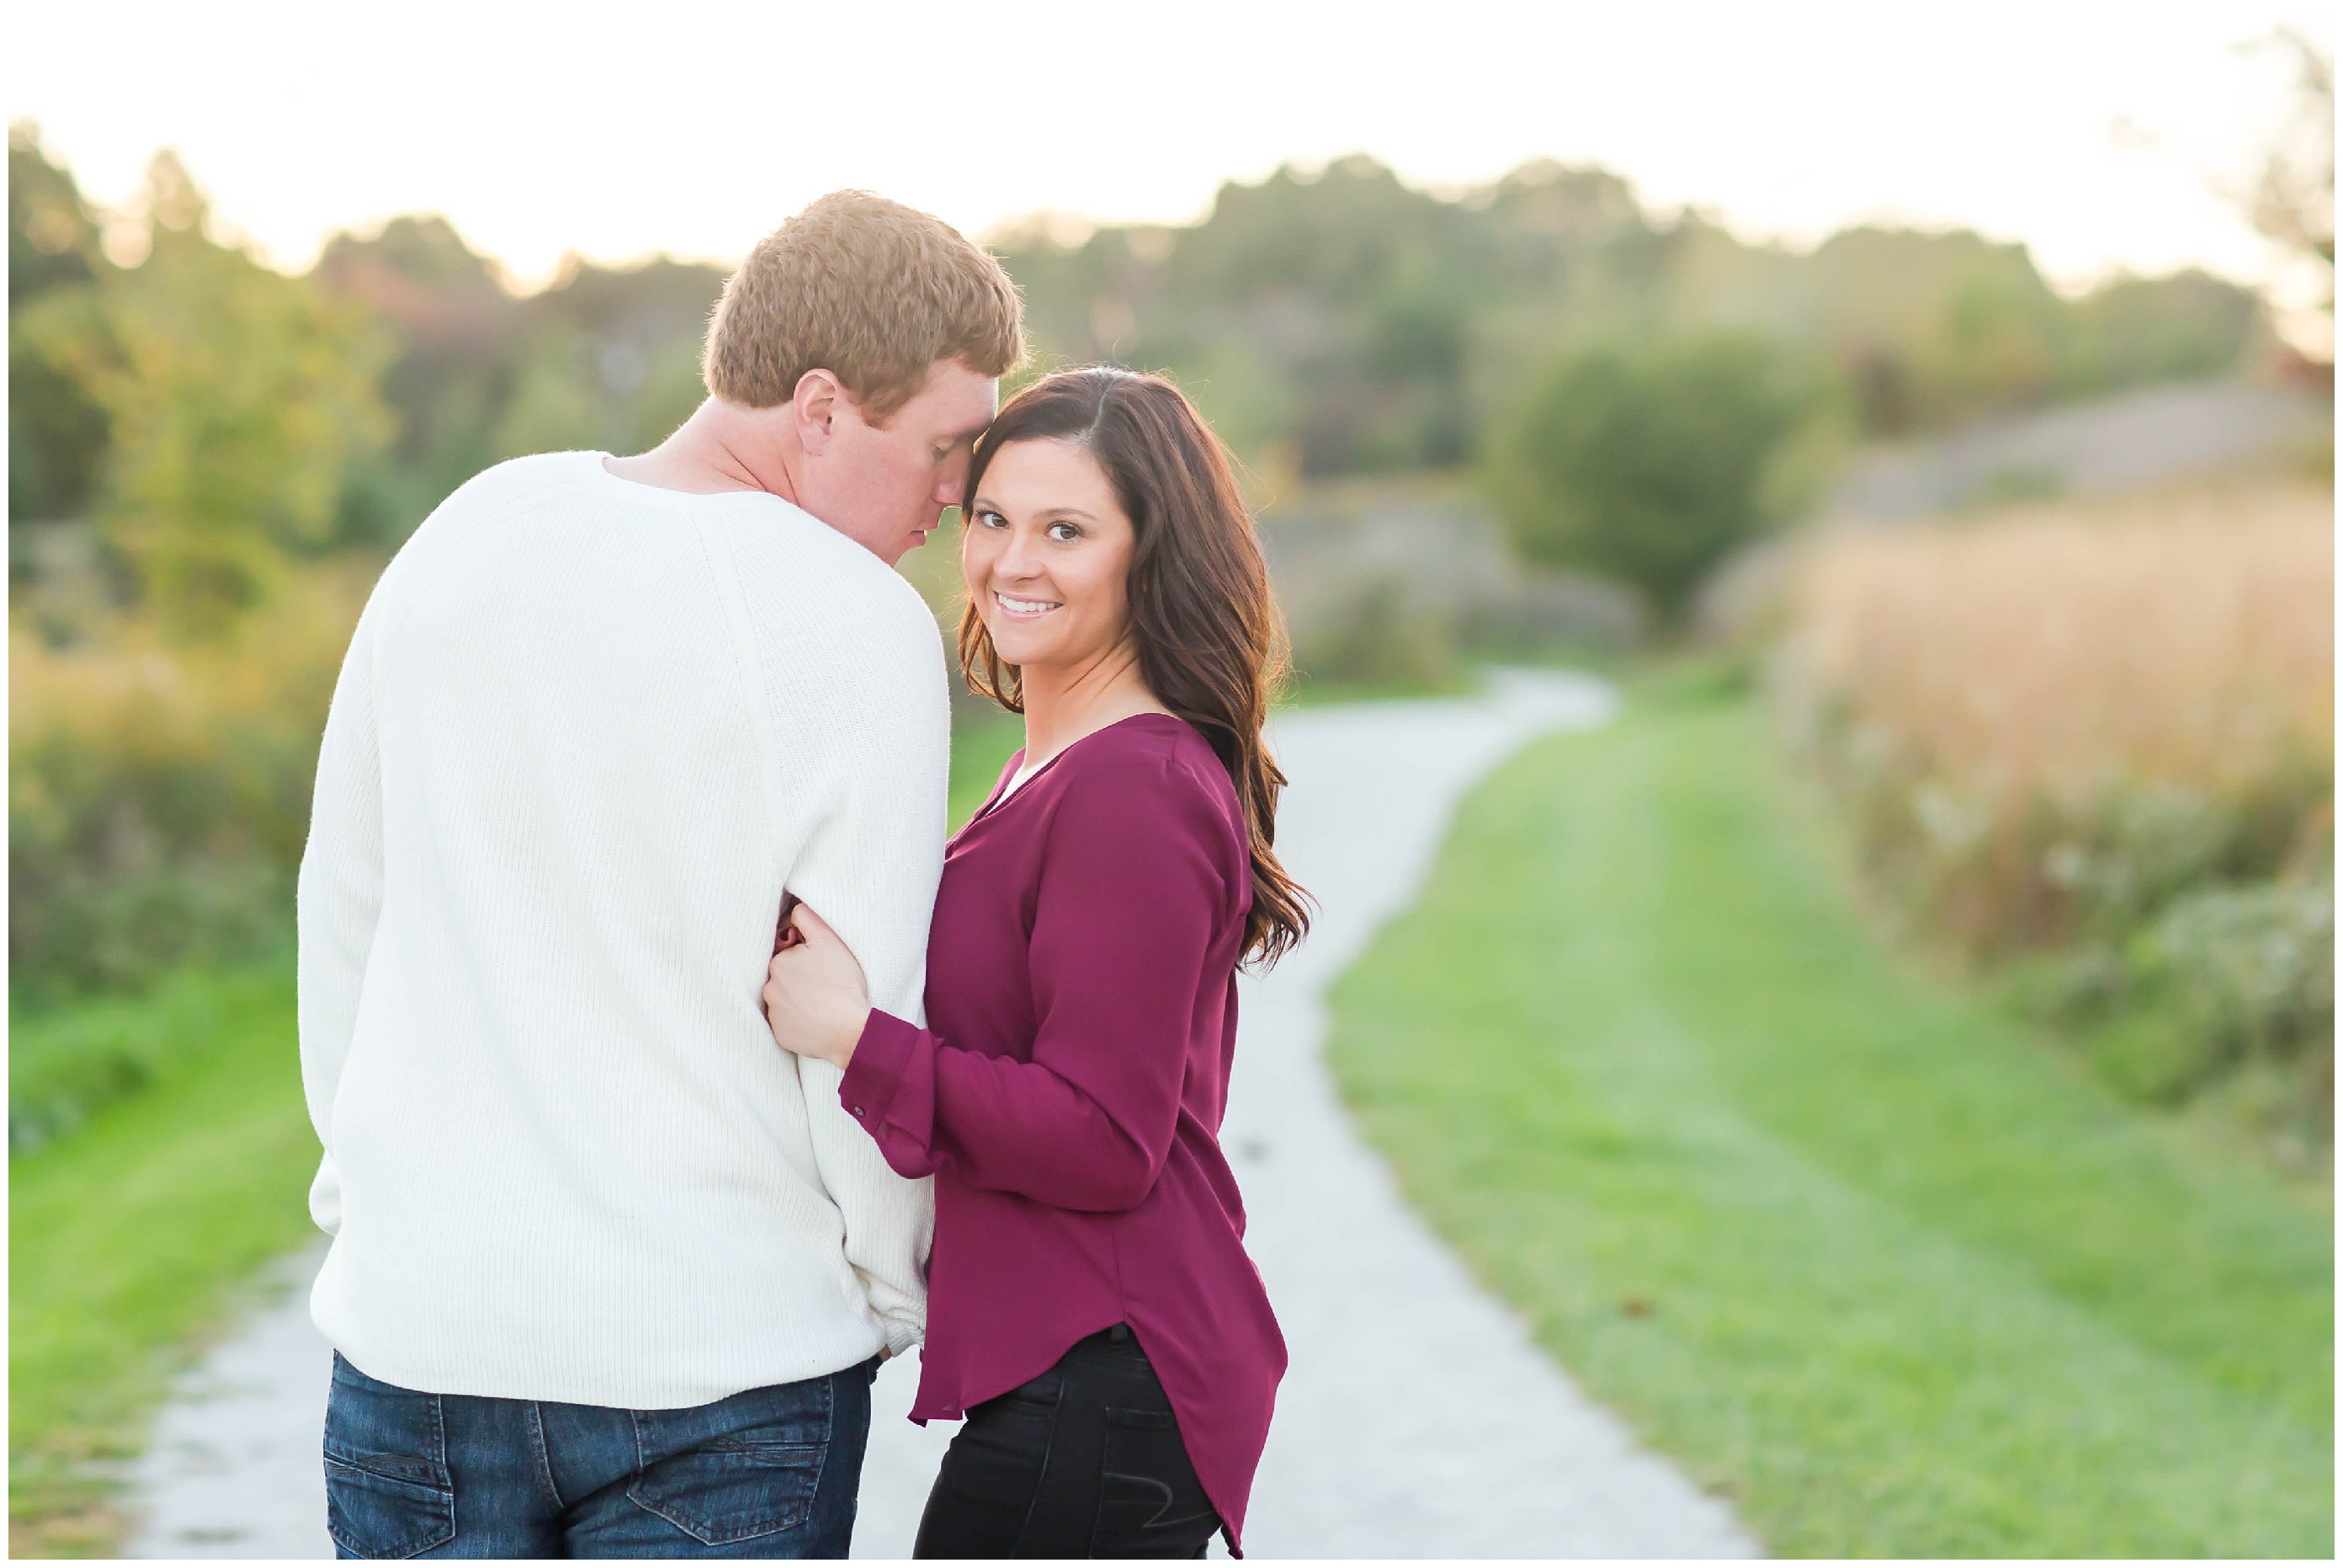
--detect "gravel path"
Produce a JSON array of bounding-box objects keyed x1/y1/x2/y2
[{"x1": 130, "y1": 669, "x2": 1755, "y2": 1559}]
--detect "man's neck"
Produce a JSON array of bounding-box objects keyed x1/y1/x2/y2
[{"x1": 603, "y1": 398, "x2": 804, "y2": 504}]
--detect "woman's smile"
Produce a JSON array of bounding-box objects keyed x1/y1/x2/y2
[{"x1": 992, "y1": 588, "x2": 1063, "y2": 618}]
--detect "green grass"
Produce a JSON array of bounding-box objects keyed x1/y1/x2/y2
[
  {"x1": 1326, "y1": 688, "x2": 2333, "y2": 1557},
  {"x1": 10, "y1": 962, "x2": 319, "y2": 1556},
  {"x1": 11, "y1": 962, "x2": 297, "y2": 1156}
]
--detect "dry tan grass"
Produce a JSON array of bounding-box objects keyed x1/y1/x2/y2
[
  {"x1": 1774, "y1": 479, "x2": 2334, "y2": 962},
  {"x1": 1788, "y1": 481, "x2": 2332, "y2": 805}
]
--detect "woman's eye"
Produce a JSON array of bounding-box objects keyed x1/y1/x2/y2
[
  {"x1": 977, "y1": 510, "x2": 1008, "y2": 529},
  {"x1": 1047, "y1": 522, "x2": 1081, "y2": 543}
]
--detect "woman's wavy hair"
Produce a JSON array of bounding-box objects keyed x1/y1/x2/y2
[{"x1": 959, "y1": 367, "x2": 1310, "y2": 968}]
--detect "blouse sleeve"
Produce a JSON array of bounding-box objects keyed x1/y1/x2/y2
[{"x1": 837, "y1": 751, "x2": 1231, "y2": 1213}]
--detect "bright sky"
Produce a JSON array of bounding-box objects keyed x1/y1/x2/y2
[{"x1": 5, "y1": 0, "x2": 2328, "y2": 306}]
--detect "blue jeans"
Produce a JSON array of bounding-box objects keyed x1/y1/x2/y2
[{"x1": 322, "y1": 1351, "x2": 879, "y2": 1559}]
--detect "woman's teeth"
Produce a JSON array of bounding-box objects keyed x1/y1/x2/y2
[{"x1": 995, "y1": 591, "x2": 1061, "y2": 617}]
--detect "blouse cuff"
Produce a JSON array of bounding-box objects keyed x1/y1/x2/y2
[{"x1": 838, "y1": 1008, "x2": 922, "y2": 1144}]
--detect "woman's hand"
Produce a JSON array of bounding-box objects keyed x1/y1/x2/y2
[{"x1": 762, "y1": 902, "x2": 872, "y2": 1070}]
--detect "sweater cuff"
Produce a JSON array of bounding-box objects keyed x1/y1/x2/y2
[
  {"x1": 878, "y1": 1312, "x2": 924, "y2": 1360},
  {"x1": 839, "y1": 1009, "x2": 920, "y2": 1141}
]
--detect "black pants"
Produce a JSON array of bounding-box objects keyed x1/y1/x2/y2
[{"x1": 913, "y1": 1326, "x2": 1221, "y2": 1559}]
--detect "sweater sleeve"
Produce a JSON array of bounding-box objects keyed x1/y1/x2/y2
[
  {"x1": 295, "y1": 587, "x2": 389, "y2": 1236},
  {"x1": 838, "y1": 752, "x2": 1230, "y2": 1214},
  {"x1": 760, "y1": 564, "x2": 951, "y2": 1356}
]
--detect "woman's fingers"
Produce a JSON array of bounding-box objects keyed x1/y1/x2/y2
[{"x1": 789, "y1": 901, "x2": 838, "y2": 947}]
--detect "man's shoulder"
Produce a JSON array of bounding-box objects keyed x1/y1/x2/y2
[
  {"x1": 722, "y1": 509, "x2": 943, "y2": 649},
  {"x1": 392, "y1": 454, "x2": 610, "y2": 565},
  {"x1": 433, "y1": 451, "x2": 608, "y2": 518}
]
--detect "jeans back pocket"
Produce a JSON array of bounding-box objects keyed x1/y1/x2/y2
[
  {"x1": 322, "y1": 1356, "x2": 455, "y2": 1560},
  {"x1": 627, "y1": 1376, "x2": 836, "y2": 1545}
]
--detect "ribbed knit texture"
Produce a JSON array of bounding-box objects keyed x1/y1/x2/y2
[{"x1": 297, "y1": 451, "x2": 946, "y2": 1409}]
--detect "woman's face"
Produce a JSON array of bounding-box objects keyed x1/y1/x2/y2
[{"x1": 961, "y1": 438, "x2": 1137, "y2": 677}]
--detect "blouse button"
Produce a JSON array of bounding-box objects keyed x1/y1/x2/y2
[{"x1": 852, "y1": 1106, "x2": 867, "y2": 1119}]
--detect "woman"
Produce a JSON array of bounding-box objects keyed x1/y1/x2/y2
[{"x1": 760, "y1": 367, "x2": 1306, "y2": 1559}]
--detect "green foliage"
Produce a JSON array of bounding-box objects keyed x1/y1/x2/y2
[
  {"x1": 2133, "y1": 879, "x2": 2335, "y2": 1062},
  {"x1": 2064, "y1": 272, "x2": 2268, "y2": 392},
  {"x1": 314, "y1": 215, "x2": 525, "y2": 546},
  {"x1": 9, "y1": 571, "x2": 367, "y2": 1002},
  {"x1": 2022, "y1": 878, "x2": 2335, "y2": 1142},
  {"x1": 998, "y1": 158, "x2": 1674, "y2": 477},
  {"x1": 15, "y1": 152, "x2": 394, "y2": 638},
  {"x1": 9, "y1": 124, "x2": 110, "y2": 525},
  {"x1": 9, "y1": 964, "x2": 317, "y2": 1556},
  {"x1": 1490, "y1": 333, "x2": 1808, "y2": 615},
  {"x1": 996, "y1": 159, "x2": 2259, "y2": 483},
  {"x1": 1288, "y1": 577, "x2": 1460, "y2": 691},
  {"x1": 1326, "y1": 697, "x2": 2332, "y2": 1556}
]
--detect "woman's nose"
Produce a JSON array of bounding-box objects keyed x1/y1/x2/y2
[{"x1": 994, "y1": 527, "x2": 1044, "y2": 579}]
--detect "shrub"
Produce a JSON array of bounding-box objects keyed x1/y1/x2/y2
[
  {"x1": 2133, "y1": 880, "x2": 2334, "y2": 1070},
  {"x1": 1490, "y1": 332, "x2": 1808, "y2": 617},
  {"x1": 9, "y1": 566, "x2": 369, "y2": 1003},
  {"x1": 1288, "y1": 576, "x2": 1459, "y2": 692}
]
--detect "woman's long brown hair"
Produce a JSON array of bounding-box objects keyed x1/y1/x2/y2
[{"x1": 959, "y1": 368, "x2": 1311, "y2": 968}]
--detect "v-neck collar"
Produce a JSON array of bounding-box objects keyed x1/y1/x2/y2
[{"x1": 968, "y1": 712, "x2": 1182, "y2": 826}]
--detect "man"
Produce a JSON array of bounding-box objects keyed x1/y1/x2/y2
[{"x1": 296, "y1": 191, "x2": 1022, "y2": 1558}]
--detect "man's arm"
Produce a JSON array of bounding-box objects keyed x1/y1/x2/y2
[
  {"x1": 769, "y1": 572, "x2": 952, "y2": 1355},
  {"x1": 295, "y1": 590, "x2": 390, "y2": 1236}
]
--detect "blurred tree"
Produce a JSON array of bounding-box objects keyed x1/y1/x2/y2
[
  {"x1": 1490, "y1": 332, "x2": 1807, "y2": 617},
  {"x1": 18, "y1": 152, "x2": 393, "y2": 640},
  {"x1": 489, "y1": 255, "x2": 724, "y2": 464},
  {"x1": 993, "y1": 155, "x2": 2257, "y2": 480},
  {"x1": 312, "y1": 235, "x2": 723, "y2": 539},
  {"x1": 9, "y1": 124, "x2": 110, "y2": 526},
  {"x1": 316, "y1": 215, "x2": 524, "y2": 545},
  {"x1": 2063, "y1": 272, "x2": 2265, "y2": 391},
  {"x1": 2245, "y1": 28, "x2": 2334, "y2": 325}
]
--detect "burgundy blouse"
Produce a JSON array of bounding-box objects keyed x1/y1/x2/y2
[{"x1": 837, "y1": 712, "x2": 1285, "y2": 1553}]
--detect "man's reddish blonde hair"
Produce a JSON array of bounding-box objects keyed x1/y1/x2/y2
[{"x1": 703, "y1": 191, "x2": 1023, "y2": 422}]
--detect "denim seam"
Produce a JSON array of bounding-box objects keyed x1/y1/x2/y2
[
  {"x1": 528, "y1": 1401, "x2": 566, "y2": 1512},
  {"x1": 801, "y1": 1366, "x2": 838, "y2": 1541}
]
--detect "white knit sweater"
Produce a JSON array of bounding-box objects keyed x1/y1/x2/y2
[{"x1": 296, "y1": 452, "x2": 947, "y2": 1409}]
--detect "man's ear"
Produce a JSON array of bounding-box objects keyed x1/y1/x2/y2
[{"x1": 792, "y1": 369, "x2": 843, "y2": 456}]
